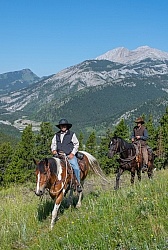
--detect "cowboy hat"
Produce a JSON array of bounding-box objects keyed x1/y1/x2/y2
[
  {"x1": 134, "y1": 117, "x2": 145, "y2": 124},
  {"x1": 56, "y1": 118, "x2": 72, "y2": 129}
]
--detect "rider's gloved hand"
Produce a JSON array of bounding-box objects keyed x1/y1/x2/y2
[{"x1": 53, "y1": 154, "x2": 58, "y2": 157}]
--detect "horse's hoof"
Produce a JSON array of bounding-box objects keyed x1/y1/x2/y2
[{"x1": 76, "y1": 204, "x2": 81, "y2": 209}]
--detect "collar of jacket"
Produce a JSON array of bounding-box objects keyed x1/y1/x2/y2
[{"x1": 57, "y1": 130, "x2": 70, "y2": 135}]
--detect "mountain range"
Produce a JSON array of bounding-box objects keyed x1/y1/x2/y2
[{"x1": 0, "y1": 46, "x2": 168, "y2": 138}]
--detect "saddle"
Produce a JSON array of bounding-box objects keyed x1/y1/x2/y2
[
  {"x1": 54, "y1": 151, "x2": 84, "y2": 160},
  {"x1": 133, "y1": 143, "x2": 153, "y2": 162},
  {"x1": 75, "y1": 151, "x2": 84, "y2": 160},
  {"x1": 147, "y1": 146, "x2": 153, "y2": 160},
  {"x1": 54, "y1": 151, "x2": 86, "y2": 178}
]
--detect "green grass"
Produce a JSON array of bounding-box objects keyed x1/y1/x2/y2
[{"x1": 0, "y1": 171, "x2": 168, "y2": 250}]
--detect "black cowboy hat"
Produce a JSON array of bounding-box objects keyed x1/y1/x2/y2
[
  {"x1": 56, "y1": 118, "x2": 72, "y2": 129},
  {"x1": 134, "y1": 117, "x2": 145, "y2": 124}
]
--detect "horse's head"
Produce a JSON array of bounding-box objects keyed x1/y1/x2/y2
[
  {"x1": 34, "y1": 158, "x2": 50, "y2": 196},
  {"x1": 108, "y1": 137, "x2": 120, "y2": 158}
]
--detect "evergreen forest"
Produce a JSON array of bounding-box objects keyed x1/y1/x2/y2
[{"x1": 0, "y1": 107, "x2": 168, "y2": 187}]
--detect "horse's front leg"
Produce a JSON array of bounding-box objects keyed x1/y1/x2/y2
[
  {"x1": 137, "y1": 168, "x2": 141, "y2": 182},
  {"x1": 76, "y1": 180, "x2": 84, "y2": 208},
  {"x1": 51, "y1": 192, "x2": 63, "y2": 230},
  {"x1": 115, "y1": 168, "x2": 124, "y2": 190},
  {"x1": 67, "y1": 187, "x2": 73, "y2": 208},
  {"x1": 147, "y1": 161, "x2": 154, "y2": 179},
  {"x1": 76, "y1": 191, "x2": 83, "y2": 208},
  {"x1": 131, "y1": 170, "x2": 135, "y2": 184}
]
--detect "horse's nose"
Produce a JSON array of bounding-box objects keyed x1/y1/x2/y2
[{"x1": 35, "y1": 190, "x2": 43, "y2": 196}]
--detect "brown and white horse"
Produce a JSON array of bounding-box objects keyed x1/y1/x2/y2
[{"x1": 34, "y1": 151, "x2": 104, "y2": 229}]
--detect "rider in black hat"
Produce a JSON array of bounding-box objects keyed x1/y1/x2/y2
[
  {"x1": 51, "y1": 119, "x2": 82, "y2": 192},
  {"x1": 131, "y1": 117, "x2": 149, "y2": 172}
]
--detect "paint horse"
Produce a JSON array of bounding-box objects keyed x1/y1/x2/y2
[
  {"x1": 34, "y1": 151, "x2": 104, "y2": 229},
  {"x1": 108, "y1": 136, "x2": 155, "y2": 189}
]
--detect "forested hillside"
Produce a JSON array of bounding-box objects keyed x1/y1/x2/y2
[
  {"x1": 30, "y1": 82, "x2": 168, "y2": 135},
  {"x1": 0, "y1": 108, "x2": 168, "y2": 186}
]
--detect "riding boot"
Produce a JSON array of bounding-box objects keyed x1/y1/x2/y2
[
  {"x1": 77, "y1": 185, "x2": 82, "y2": 192},
  {"x1": 73, "y1": 168, "x2": 82, "y2": 192},
  {"x1": 76, "y1": 179, "x2": 82, "y2": 192}
]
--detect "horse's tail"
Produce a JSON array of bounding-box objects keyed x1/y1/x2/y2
[{"x1": 79, "y1": 151, "x2": 110, "y2": 183}]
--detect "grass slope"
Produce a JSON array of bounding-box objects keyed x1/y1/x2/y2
[{"x1": 0, "y1": 170, "x2": 168, "y2": 250}]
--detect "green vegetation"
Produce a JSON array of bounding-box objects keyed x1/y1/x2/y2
[
  {"x1": 32, "y1": 83, "x2": 166, "y2": 132},
  {"x1": 0, "y1": 108, "x2": 168, "y2": 185},
  {"x1": 0, "y1": 170, "x2": 167, "y2": 249},
  {"x1": 0, "y1": 107, "x2": 168, "y2": 249}
]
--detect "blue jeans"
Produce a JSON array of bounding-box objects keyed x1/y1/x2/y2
[{"x1": 68, "y1": 156, "x2": 80, "y2": 184}]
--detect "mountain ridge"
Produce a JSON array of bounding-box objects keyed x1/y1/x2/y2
[
  {"x1": 0, "y1": 45, "x2": 168, "y2": 137},
  {"x1": 96, "y1": 46, "x2": 168, "y2": 64},
  {"x1": 0, "y1": 69, "x2": 40, "y2": 94}
]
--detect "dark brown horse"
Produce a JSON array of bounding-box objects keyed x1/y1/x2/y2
[
  {"x1": 108, "y1": 136, "x2": 155, "y2": 189},
  {"x1": 34, "y1": 151, "x2": 104, "y2": 229}
]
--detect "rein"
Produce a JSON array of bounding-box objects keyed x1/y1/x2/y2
[
  {"x1": 119, "y1": 155, "x2": 136, "y2": 162},
  {"x1": 112, "y1": 138, "x2": 137, "y2": 163}
]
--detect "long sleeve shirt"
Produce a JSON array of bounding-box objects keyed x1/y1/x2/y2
[
  {"x1": 51, "y1": 130, "x2": 79, "y2": 155},
  {"x1": 131, "y1": 125, "x2": 148, "y2": 146}
]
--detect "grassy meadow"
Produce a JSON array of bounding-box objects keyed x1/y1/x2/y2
[{"x1": 0, "y1": 170, "x2": 168, "y2": 250}]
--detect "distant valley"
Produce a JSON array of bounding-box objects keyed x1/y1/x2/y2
[{"x1": 0, "y1": 46, "x2": 168, "y2": 138}]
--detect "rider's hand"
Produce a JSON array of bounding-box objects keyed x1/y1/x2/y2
[
  {"x1": 68, "y1": 153, "x2": 74, "y2": 159},
  {"x1": 136, "y1": 136, "x2": 141, "y2": 139},
  {"x1": 52, "y1": 150, "x2": 57, "y2": 155}
]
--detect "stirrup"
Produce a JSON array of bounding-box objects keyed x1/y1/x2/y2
[
  {"x1": 142, "y1": 165, "x2": 148, "y2": 173},
  {"x1": 77, "y1": 185, "x2": 82, "y2": 192}
]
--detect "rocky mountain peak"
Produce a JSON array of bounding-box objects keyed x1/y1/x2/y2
[
  {"x1": 96, "y1": 46, "x2": 168, "y2": 64},
  {"x1": 0, "y1": 68, "x2": 40, "y2": 94}
]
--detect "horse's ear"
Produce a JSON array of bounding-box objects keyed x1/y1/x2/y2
[
  {"x1": 44, "y1": 158, "x2": 48, "y2": 167},
  {"x1": 113, "y1": 132, "x2": 117, "y2": 138},
  {"x1": 33, "y1": 159, "x2": 38, "y2": 165}
]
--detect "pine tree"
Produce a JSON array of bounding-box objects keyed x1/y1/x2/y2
[
  {"x1": 35, "y1": 122, "x2": 54, "y2": 159},
  {"x1": 155, "y1": 126, "x2": 165, "y2": 169},
  {"x1": 78, "y1": 132, "x2": 84, "y2": 151},
  {"x1": 0, "y1": 142, "x2": 12, "y2": 185},
  {"x1": 158, "y1": 107, "x2": 168, "y2": 168},
  {"x1": 113, "y1": 119, "x2": 129, "y2": 140},
  {"x1": 97, "y1": 129, "x2": 117, "y2": 174},
  {"x1": 146, "y1": 114, "x2": 157, "y2": 150},
  {"x1": 4, "y1": 125, "x2": 35, "y2": 184},
  {"x1": 85, "y1": 131, "x2": 97, "y2": 156}
]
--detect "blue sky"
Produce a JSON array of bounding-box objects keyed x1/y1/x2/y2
[{"x1": 1, "y1": 0, "x2": 168, "y2": 77}]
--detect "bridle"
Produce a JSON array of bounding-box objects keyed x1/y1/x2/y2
[
  {"x1": 109, "y1": 138, "x2": 136, "y2": 162},
  {"x1": 36, "y1": 162, "x2": 51, "y2": 187},
  {"x1": 109, "y1": 138, "x2": 122, "y2": 155}
]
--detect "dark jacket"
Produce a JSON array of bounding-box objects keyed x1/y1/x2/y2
[
  {"x1": 131, "y1": 125, "x2": 148, "y2": 146},
  {"x1": 56, "y1": 130, "x2": 74, "y2": 155}
]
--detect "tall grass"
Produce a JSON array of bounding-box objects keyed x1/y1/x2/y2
[{"x1": 0, "y1": 170, "x2": 168, "y2": 250}]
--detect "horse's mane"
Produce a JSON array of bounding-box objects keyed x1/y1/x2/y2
[
  {"x1": 37, "y1": 161, "x2": 46, "y2": 173},
  {"x1": 48, "y1": 158, "x2": 59, "y2": 175},
  {"x1": 113, "y1": 136, "x2": 133, "y2": 150}
]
